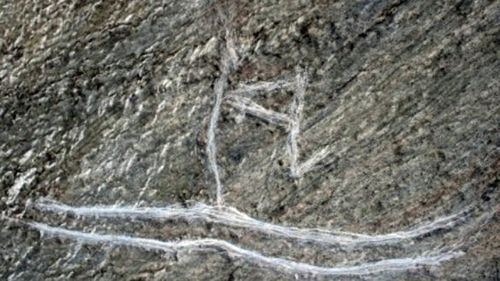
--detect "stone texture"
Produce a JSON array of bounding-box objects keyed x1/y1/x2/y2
[{"x1": 1, "y1": 0, "x2": 499, "y2": 280}]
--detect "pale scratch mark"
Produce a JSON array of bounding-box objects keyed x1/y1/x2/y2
[
  {"x1": 226, "y1": 72, "x2": 331, "y2": 178},
  {"x1": 207, "y1": 55, "x2": 229, "y2": 207},
  {"x1": 227, "y1": 80, "x2": 294, "y2": 96},
  {"x1": 207, "y1": 41, "x2": 236, "y2": 207},
  {"x1": 219, "y1": 3, "x2": 239, "y2": 69},
  {"x1": 283, "y1": 72, "x2": 332, "y2": 178},
  {"x1": 225, "y1": 29, "x2": 239, "y2": 68},
  {"x1": 28, "y1": 221, "x2": 463, "y2": 277},
  {"x1": 225, "y1": 79, "x2": 293, "y2": 126},
  {"x1": 287, "y1": 73, "x2": 307, "y2": 178},
  {"x1": 226, "y1": 94, "x2": 291, "y2": 127},
  {"x1": 296, "y1": 145, "x2": 333, "y2": 177},
  {"x1": 34, "y1": 199, "x2": 469, "y2": 248},
  {"x1": 207, "y1": 6, "x2": 240, "y2": 207}
]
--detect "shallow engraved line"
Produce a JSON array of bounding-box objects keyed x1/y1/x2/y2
[
  {"x1": 227, "y1": 80, "x2": 294, "y2": 96},
  {"x1": 226, "y1": 94, "x2": 291, "y2": 127},
  {"x1": 297, "y1": 145, "x2": 333, "y2": 176},
  {"x1": 287, "y1": 73, "x2": 306, "y2": 178},
  {"x1": 227, "y1": 74, "x2": 333, "y2": 177},
  {"x1": 34, "y1": 200, "x2": 468, "y2": 248},
  {"x1": 29, "y1": 222, "x2": 463, "y2": 276},
  {"x1": 207, "y1": 52, "x2": 232, "y2": 207},
  {"x1": 206, "y1": 14, "x2": 240, "y2": 207}
]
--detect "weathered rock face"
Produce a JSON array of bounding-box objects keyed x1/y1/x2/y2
[{"x1": 1, "y1": 0, "x2": 499, "y2": 280}]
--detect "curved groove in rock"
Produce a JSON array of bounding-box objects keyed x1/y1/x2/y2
[
  {"x1": 34, "y1": 199, "x2": 468, "y2": 248},
  {"x1": 28, "y1": 221, "x2": 463, "y2": 277}
]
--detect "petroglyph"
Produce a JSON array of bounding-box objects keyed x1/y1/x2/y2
[
  {"x1": 23, "y1": 7, "x2": 486, "y2": 279},
  {"x1": 226, "y1": 71, "x2": 333, "y2": 178},
  {"x1": 28, "y1": 221, "x2": 464, "y2": 277},
  {"x1": 226, "y1": 94, "x2": 291, "y2": 127},
  {"x1": 34, "y1": 199, "x2": 470, "y2": 248},
  {"x1": 227, "y1": 80, "x2": 294, "y2": 96}
]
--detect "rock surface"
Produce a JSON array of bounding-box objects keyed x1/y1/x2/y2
[{"x1": 1, "y1": 0, "x2": 499, "y2": 280}]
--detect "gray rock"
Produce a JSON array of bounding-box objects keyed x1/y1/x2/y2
[{"x1": 1, "y1": 0, "x2": 498, "y2": 280}]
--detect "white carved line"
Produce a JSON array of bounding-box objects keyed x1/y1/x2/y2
[
  {"x1": 295, "y1": 145, "x2": 333, "y2": 177},
  {"x1": 207, "y1": 73, "x2": 225, "y2": 207},
  {"x1": 28, "y1": 221, "x2": 463, "y2": 277},
  {"x1": 227, "y1": 72, "x2": 332, "y2": 178},
  {"x1": 286, "y1": 73, "x2": 306, "y2": 178},
  {"x1": 34, "y1": 199, "x2": 468, "y2": 248},
  {"x1": 206, "y1": 17, "x2": 241, "y2": 207},
  {"x1": 227, "y1": 80, "x2": 294, "y2": 96},
  {"x1": 226, "y1": 94, "x2": 291, "y2": 127},
  {"x1": 225, "y1": 28, "x2": 239, "y2": 68},
  {"x1": 207, "y1": 50, "x2": 232, "y2": 207}
]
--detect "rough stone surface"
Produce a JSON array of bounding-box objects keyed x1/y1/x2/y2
[{"x1": 1, "y1": 0, "x2": 499, "y2": 280}]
